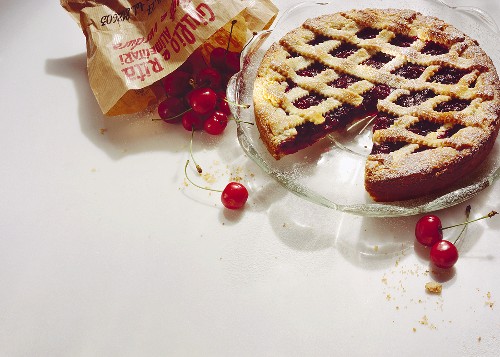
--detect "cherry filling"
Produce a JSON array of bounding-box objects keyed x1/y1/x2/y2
[
  {"x1": 421, "y1": 41, "x2": 449, "y2": 55},
  {"x1": 437, "y1": 124, "x2": 465, "y2": 138},
  {"x1": 296, "y1": 62, "x2": 327, "y2": 77},
  {"x1": 280, "y1": 105, "x2": 356, "y2": 155},
  {"x1": 434, "y1": 98, "x2": 471, "y2": 112},
  {"x1": 324, "y1": 105, "x2": 357, "y2": 129},
  {"x1": 360, "y1": 84, "x2": 393, "y2": 112},
  {"x1": 430, "y1": 67, "x2": 470, "y2": 84},
  {"x1": 286, "y1": 51, "x2": 301, "y2": 58},
  {"x1": 357, "y1": 27, "x2": 380, "y2": 39},
  {"x1": 362, "y1": 52, "x2": 394, "y2": 69},
  {"x1": 293, "y1": 93, "x2": 326, "y2": 109},
  {"x1": 390, "y1": 34, "x2": 417, "y2": 47},
  {"x1": 330, "y1": 43, "x2": 359, "y2": 58},
  {"x1": 370, "y1": 141, "x2": 407, "y2": 154},
  {"x1": 284, "y1": 78, "x2": 297, "y2": 92},
  {"x1": 308, "y1": 34, "x2": 331, "y2": 45},
  {"x1": 283, "y1": 83, "x2": 394, "y2": 154},
  {"x1": 396, "y1": 89, "x2": 436, "y2": 107},
  {"x1": 372, "y1": 113, "x2": 396, "y2": 132},
  {"x1": 392, "y1": 63, "x2": 427, "y2": 79},
  {"x1": 408, "y1": 120, "x2": 441, "y2": 136},
  {"x1": 329, "y1": 73, "x2": 360, "y2": 88}
]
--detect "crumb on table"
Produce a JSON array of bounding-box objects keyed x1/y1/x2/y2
[{"x1": 425, "y1": 281, "x2": 442, "y2": 294}]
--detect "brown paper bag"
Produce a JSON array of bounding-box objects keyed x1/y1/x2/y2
[{"x1": 61, "y1": 0, "x2": 278, "y2": 116}]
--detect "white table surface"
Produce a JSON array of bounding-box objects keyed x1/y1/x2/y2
[{"x1": 1, "y1": 1, "x2": 499, "y2": 356}]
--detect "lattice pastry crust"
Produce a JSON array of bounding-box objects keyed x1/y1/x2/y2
[{"x1": 253, "y1": 8, "x2": 500, "y2": 201}]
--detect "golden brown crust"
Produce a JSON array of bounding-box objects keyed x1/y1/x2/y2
[{"x1": 253, "y1": 8, "x2": 500, "y2": 201}]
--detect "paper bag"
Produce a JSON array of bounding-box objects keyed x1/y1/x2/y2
[{"x1": 61, "y1": 0, "x2": 278, "y2": 116}]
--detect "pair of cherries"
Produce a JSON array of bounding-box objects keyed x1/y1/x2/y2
[{"x1": 415, "y1": 207, "x2": 497, "y2": 268}]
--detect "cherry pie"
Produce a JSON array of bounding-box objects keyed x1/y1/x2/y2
[{"x1": 253, "y1": 8, "x2": 500, "y2": 201}]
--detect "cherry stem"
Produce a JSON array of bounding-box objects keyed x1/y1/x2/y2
[
  {"x1": 226, "y1": 20, "x2": 237, "y2": 54},
  {"x1": 231, "y1": 117, "x2": 254, "y2": 125},
  {"x1": 241, "y1": 31, "x2": 258, "y2": 53},
  {"x1": 190, "y1": 129, "x2": 203, "y2": 174},
  {"x1": 224, "y1": 97, "x2": 250, "y2": 109},
  {"x1": 442, "y1": 210, "x2": 498, "y2": 232},
  {"x1": 184, "y1": 160, "x2": 222, "y2": 193},
  {"x1": 453, "y1": 205, "x2": 471, "y2": 245},
  {"x1": 152, "y1": 108, "x2": 192, "y2": 122}
]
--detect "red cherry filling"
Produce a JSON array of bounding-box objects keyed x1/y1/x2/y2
[
  {"x1": 421, "y1": 41, "x2": 449, "y2": 55},
  {"x1": 308, "y1": 34, "x2": 331, "y2": 45},
  {"x1": 330, "y1": 73, "x2": 359, "y2": 88},
  {"x1": 408, "y1": 120, "x2": 441, "y2": 136},
  {"x1": 360, "y1": 84, "x2": 393, "y2": 112},
  {"x1": 390, "y1": 34, "x2": 417, "y2": 47},
  {"x1": 372, "y1": 113, "x2": 396, "y2": 132},
  {"x1": 370, "y1": 141, "x2": 407, "y2": 154},
  {"x1": 280, "y1": 105, "x2": 355, "y2": 155},
  {"x1": 392, "y1": 63, "x2": 427, "y2": 79},
  {"x1": 293, "y1": 93, "x2": 326, "y2": 109},
  {"x1": 296, "y1": 62, "x2": 327, "y2": 77},
  {"x1": 430, "y1": 67, "x2": 470, "y2": 84},
  {"x1": 286, "y1": 50, "x2": 301, "y2": 58},
  {"x1": 285, "y1": 78, "x2": 297, "y2": 92},
  {"x1": 396, "y1": 89, "x2": 436, "y2": 107},
  {"x1": 330, "y1": 43, "x2": 358, "y2": 58},
  {"x1": 434, "y1": 98, "x2": 471, "y2": 112},
  {"x1": 356, "y1": 27, "x2": 380, "y2": 39},
  {"x1": 323, "y1": 105, "x2": 357, "y2": 130},
  {"x1": 362, "y1": 52, "x2": 394, "y2": 69},
  {"x1": 437, "y1": 124, "x2": 465, "y2": 139}
]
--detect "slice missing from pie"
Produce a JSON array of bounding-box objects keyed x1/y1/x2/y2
[{"x1": 253, "y1": 8, "x2": 500, "y2": 202}]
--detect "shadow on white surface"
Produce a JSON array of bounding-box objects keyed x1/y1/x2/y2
[{"x1": 45, "y1": 53, "x2": 190, "y2": 160}]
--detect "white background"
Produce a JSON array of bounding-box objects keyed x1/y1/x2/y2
[{"x1": 1, "y1": 0, "x2": 499, "y2": 356}]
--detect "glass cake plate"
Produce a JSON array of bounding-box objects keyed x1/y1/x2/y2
[{"x1": 227, "y1": 0, "x2": 500, "y2": 217}]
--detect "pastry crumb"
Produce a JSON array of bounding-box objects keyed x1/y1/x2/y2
[
  {"x1": 99, "y1": 128, "x2": 107, "y2": 134},
  {"x1": 425, "y1": 281, "x2": 442, "y2": 294}
]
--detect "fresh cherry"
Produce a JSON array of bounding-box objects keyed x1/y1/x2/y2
[
  {"x1": 430, "y1": 240, "x2": 459, "y2": 269},
  {"x1": 416, "y1": 207, "x2": 498, "y2": 269},
  {"x1": 204, "y1": 111, "x2": 228, "y2": 135},
  {"x1": 163, "y1": 70, "x2": 192, "y2": 97},
  {"x1": 182, "y1": 111, "x2": 206, "y2": 131},
  {"x1": 157, "y1": 97, "x2": 188, "y2": 123},
  {"x1": 221, "y1": 182, "x2": 248, "y2": 209},
  {"x1": 225, "y1": 51, "x2": 241, "y2": 74},
  {"x1": 216, "y1": 91, "x2": 231, "y2": 115},
  {"x1": 415, "y1": 214, "x2": 443, "y2": 247},
  {"x1": 210, "y1": 47, "x2": 227, "y2": 70},
  {"x1": 187, "y1": 88, "x2": 218, "y2": 114},
  {"x1": 210, "y1": 20, "x2": 240, "y2": 74},
  {"x1": 196, "y1": 67, "x2": 222, "y2": 89}
]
